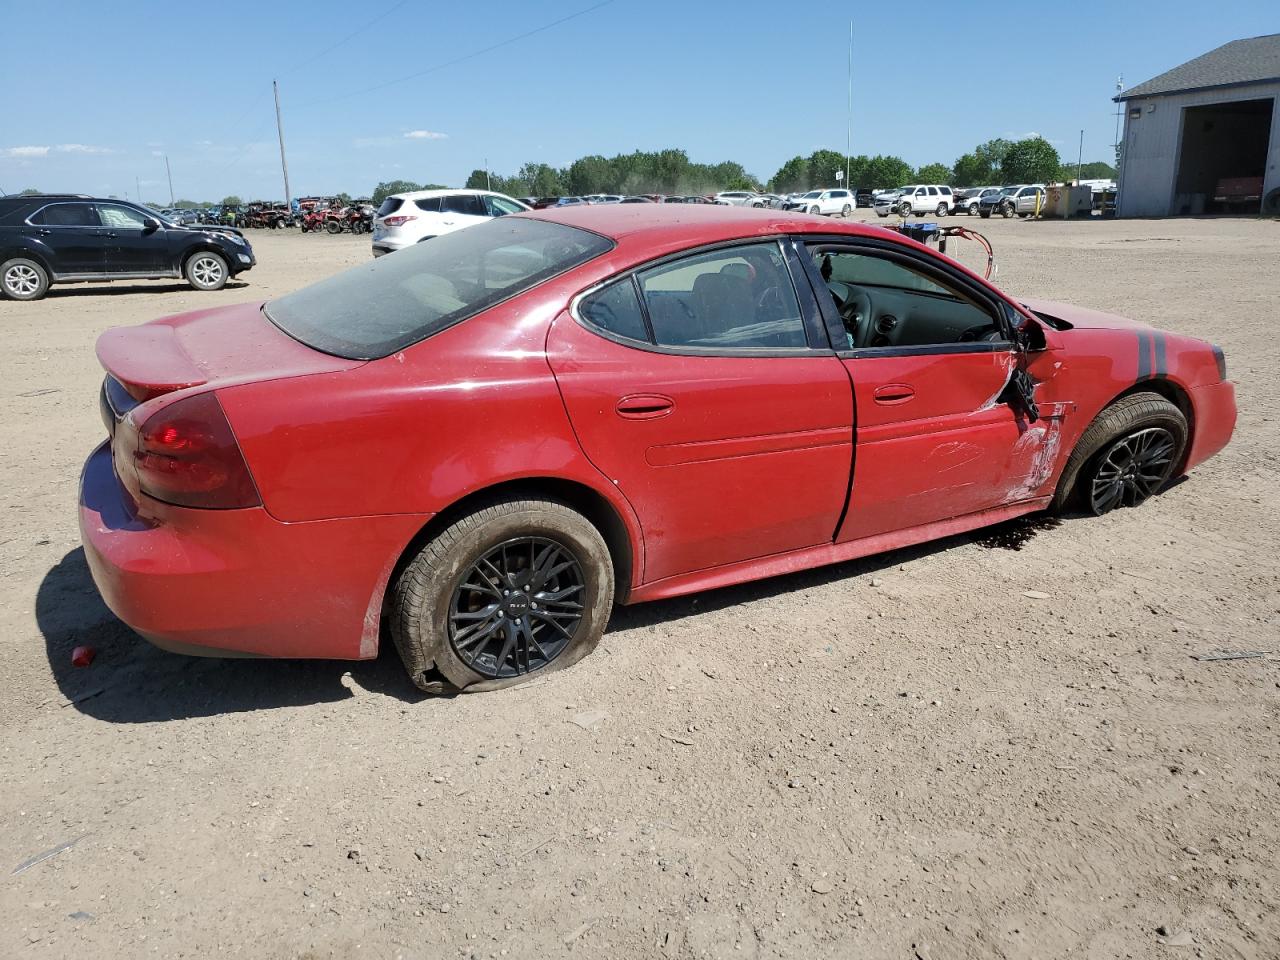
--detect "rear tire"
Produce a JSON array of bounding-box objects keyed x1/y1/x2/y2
[
  {"x1": 390, "y1": 498, "x2": 615, "y2": 694},
  {"x1": 326, "y1": 220, "x2": 343, "y2": 235},
  {"x1": 841, "y1": 203, "x2": 852, "y2": 217},
  {"x1": 184, "y1": 252, "x2": 228, "y2": 291},
  {"x1": 1052, "y1": 392, "x2": 1188, "y2": 515},
  {"x1": 935, "y1": 202, "x2": 947, "y2": 216},
  {"x1": 1, "y1": 257, "x2": 49, "y2": 301}
]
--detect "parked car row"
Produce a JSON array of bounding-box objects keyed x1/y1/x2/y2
[{"x1": 869, "y1": 184, "x2": 1049, "y2": 218}]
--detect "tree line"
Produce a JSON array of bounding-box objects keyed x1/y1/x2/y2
[{"x1": 425, "y1": 136, "x2": 1115, "y2": 200}]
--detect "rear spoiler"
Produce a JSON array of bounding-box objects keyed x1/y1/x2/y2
[{"x1": 96, "y1": 324, "x2": 207, "y2": 402}]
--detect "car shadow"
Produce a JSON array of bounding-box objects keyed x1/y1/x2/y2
[
  {"x1": 45, "y1": 281, "x2": 250, "y2": 298},
  {"x1": 37, "y1": 549, "x2": 428, "y2": 723}
]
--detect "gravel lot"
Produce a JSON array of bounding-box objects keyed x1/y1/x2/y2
[{"x1": 2, "y1": 214, "x2": 1277, "y2": 959}]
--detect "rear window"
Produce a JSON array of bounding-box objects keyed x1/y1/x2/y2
[
  {"x1": 377, "y1": 197, "x2": 404, "y2": 217},
  {"x1": 264, "y1": 218, "x2": 613, "y2": 359}
]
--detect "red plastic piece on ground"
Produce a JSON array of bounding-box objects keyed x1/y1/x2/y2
[{"x1": 71, "y1": 646, "x2": 96, "y2": 668}]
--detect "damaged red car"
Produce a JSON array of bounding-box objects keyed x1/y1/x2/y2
[{"x1": 80, "y1": 206, "x2": 1236, "y2": 692}]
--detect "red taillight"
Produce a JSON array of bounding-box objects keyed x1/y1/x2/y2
[
  {"x1": 381, "y1": 215, "x2": 417, "y2": 227},
  {"x1": 131, "y1": 392, "x2": 261, "y2": 509}
]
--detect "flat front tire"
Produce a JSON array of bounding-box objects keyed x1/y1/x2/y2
[
  {"x1": 390, "y1": 498, "x2": 615, "y2": 694},
  {"x1": 1053, "y1": 392, "x2": 1188, "y2": 515},
  {"x1": 185, "y1": 252, "x2": 228, "y2": 291},
  {"x1": 1, "y1": 257, "x2": 49, "y2": 300}
]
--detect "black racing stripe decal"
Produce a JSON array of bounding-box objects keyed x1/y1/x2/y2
[
  {"x1": 1153, "y1": 332, "x2": 1167, "y2": 379},
  {"x1": 1136, "y1": 330, "x2": 1151, "y2": 380}
]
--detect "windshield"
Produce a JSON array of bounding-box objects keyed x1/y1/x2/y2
[
  {"x1": 803, "y1": 191, "x2": 821, "y2": 198},
  {"x1": 999, "y1": 187, "x2": 1018, "y2": 195},
  {"x1": 264, "y1": 218, "x2": 613, "y2": 359}
]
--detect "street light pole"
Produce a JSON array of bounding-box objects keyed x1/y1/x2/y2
[
  {"x1": 274, "y1": 80, "x2": 292, "y2": 209},
  {"x1": 845, "y1": 20, "x2": 852, "y2": 188},
  {"x1": 165, "y1": 155, "x2": 175, "y2": 206}
]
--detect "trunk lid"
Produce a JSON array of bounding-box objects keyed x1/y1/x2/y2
[{"x1": 96, "y1": 300, "x2": 362, "y2": 401}]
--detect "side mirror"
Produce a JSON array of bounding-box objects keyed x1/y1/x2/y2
[{"x1": 142, "y1": 217, "x2": 161, "y2": 233}]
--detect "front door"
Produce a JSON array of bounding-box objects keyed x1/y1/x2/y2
[
  {"x1": 548, "y1": 240, "x2": 854, "y2": 583},
  {"x1": 800, "y1": 239, "x2": 1048, "y2": 543},
  {"x1": 95, "y1": 203, "x2": 167, "y2": 273}
]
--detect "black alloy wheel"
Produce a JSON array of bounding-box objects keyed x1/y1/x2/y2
[
  {"x1": 447, "y1": 536, "x2": 585, "y2": 679},
  {"x1": 1088, "y1": 427, "x2": 1178, "y2": 514}
]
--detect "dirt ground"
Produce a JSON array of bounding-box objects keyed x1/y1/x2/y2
[{"x1": 2, "y1": 213, "x2": 1277, "y2": 960}]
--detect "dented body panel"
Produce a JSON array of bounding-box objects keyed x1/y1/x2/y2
[{"x1": 78, "y1": 206, "x2": 1237, "y2": 660}]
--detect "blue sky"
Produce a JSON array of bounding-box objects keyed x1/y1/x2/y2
[{"x1": 1, "y1": 0, "x2": 1276, "y2": 202}]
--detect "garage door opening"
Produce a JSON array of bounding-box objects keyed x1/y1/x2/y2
[{"x1": 1173, "y1": 98, "x2": 1273, "y2": 214}]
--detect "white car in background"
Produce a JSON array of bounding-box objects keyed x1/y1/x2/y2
[
  {"x1": 371, "y1": 189, "x2": 530, "y2": 257},
  {"x1": 713, "y1": 191, "x2": 760, "y2": 206},
  {"x1": 781, "y1": 188, "x2": 856, "y2": 216}
]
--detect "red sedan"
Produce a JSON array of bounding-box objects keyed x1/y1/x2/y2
[{"x1": 80, "y1": 206, "x2": 1236, "y2": 693}]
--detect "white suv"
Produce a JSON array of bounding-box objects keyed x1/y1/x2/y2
[
  {"x1": 371, "y1": 189, "x2": 530, "y2": 256},
  {"x1": 873, "y1": 185, "x2": 954, "y2": 217},
  {"x1": 782, "y1": 189, "x2": 855, "y2": 216}
]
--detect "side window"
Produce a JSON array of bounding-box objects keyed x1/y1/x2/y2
[
  {"x1": 30, "y1": 203, "x2": 98, "y2": 226},
  {"x1": 442, "y1": 194, "x2": 486, "y2": 216},
  {"x1": 414, "y1": 197, "x2": 442, "y2": 213},
  {"x1": 578, "y1": 279, "x2": 650, "y2": 342},
  {"x1": 636, "y1": 243, "x2": 807, "y2": 351},
  {"x1": 940, "y1": 187, "x2": 952, "y2": 196},
  {"x1": 484, "y1": 195, "x2": 525, "y2": 217},
  {"x1": 97, "y1": 204, "x2": 150, "y2": 229},
  {"x1": 810, "y1": 246, "x2": 1006, "y2": 350},
  {"x1": 927, "y1": 187, "x2": 939, "y2": 196}
]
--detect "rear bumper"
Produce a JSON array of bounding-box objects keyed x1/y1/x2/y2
[
  {"x1": 78, "y1": 442, "x2": 428, "y2": 660},
  {"x1": 1184, "y1": 380, "x2": 1237, "y2": 472}
]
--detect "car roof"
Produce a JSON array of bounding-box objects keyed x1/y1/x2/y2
[
  {"x1": 524, "y1": 203, "x2": 894, "y2": 253},
  {"x1": 390, "y1": 188, "x2": 506, "y2": 200}
]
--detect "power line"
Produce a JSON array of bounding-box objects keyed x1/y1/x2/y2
[{"x1": 295, "y1": 0, "x2": 619, "y2": 110}]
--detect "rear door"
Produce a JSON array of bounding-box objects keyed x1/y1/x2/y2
[
  {"x1": 798, "y1": 237, "x2": 1050, "y2": 542},
  {"x1": 95, "y1": 203, "x2": 168, "y2": 273},
  {"x1": 26, "y1": 202, "x2": 104, "y2": 275},
  {"x1": 547, "y1": 240, "x2": 854, "y2": 583},
  {"x1": 440, "y1": 193, "x2": 490, "y2": 231}
]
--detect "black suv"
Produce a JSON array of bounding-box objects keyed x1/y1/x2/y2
[{"x1": 0, "y1": 195, "x2": 255, "y2": 301}]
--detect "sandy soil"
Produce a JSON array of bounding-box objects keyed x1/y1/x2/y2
[{"x1": 1, "y1": 214, "x2": 1277, "y2": 960}]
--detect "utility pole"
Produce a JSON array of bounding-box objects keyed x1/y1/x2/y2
[
  {"x1": 484, "y1": 157, "x2": 491, "y2": 191},
  {"x1": 1112, "y1": 75, "x2": 1124, "y2": 166},
  {"x1": 136, "y1": 176, "x2": 142, "y2": 205},
  {"x1": 1077, "y1": 129, "x2": 1084, "y2": 181},
  {"x1": 165, "y1": 155, "x2": 175, "y2": 206},
  {"x1": 274, "y1": 80, "x2": 292, "y2": 209},
  {"x1": 845, "y1": 20, "x2": 852, "y2": 188}
]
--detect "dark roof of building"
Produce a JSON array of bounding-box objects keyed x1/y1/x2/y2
[{"x1": 1117, "y1": 33, "x2": 1280, "y2": 100}]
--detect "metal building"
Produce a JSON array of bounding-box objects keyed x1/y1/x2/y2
[{"x1": 1115, "y1": 33, "x2": 1280, "y2": 217}]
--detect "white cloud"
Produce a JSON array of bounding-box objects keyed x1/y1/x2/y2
[
  {"x1": 2, "y1": 145, "x2": 50, "y2": 158},
  {"x1": 3, "y1": 143, "x2": 117, "y2": 159},
  {"x1": 56, "y1": 143, "x2": 116, "y2": 155},
  {"x1": 404, "y1": 130, "x2": 448, "y2": 140}
]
